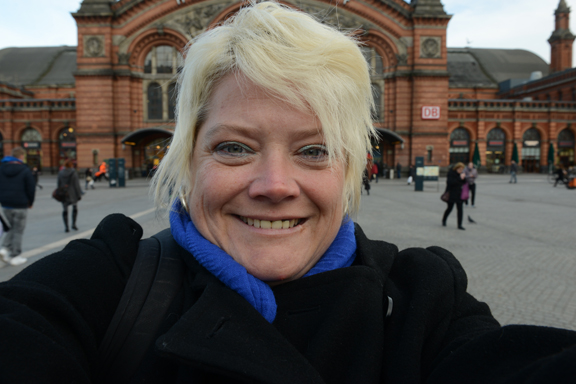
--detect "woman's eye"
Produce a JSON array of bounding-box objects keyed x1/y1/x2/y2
[
  {"x1": 215, "y1": 142, "x2": 254, "y2": 156},
  {"x1": 298, "y1": 145, "x2": 328, "y2": 160}
]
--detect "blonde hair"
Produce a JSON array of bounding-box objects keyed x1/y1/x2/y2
[
  {"x1": 453, "y1": 162, "x2": 466, "y2": 171},
  {"x1": 152, "y1": 1, "x2": 376, "y2": 216}
]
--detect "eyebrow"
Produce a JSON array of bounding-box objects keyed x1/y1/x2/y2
[{"x1": 203, "y1": 124, "x2": 325, "y2": 143}]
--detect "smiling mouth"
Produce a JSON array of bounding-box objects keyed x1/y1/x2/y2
[{"x1": 237, "y1": 215, "x2": 303, "y2": 229}]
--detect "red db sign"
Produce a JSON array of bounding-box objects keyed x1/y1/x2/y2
[{"x1": 422, "y1": 106, "x2": 440, "y2": 120}]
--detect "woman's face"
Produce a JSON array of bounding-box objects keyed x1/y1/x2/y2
[{"x1": 187, "y1": 74, "x2": 345, "y2": 284}]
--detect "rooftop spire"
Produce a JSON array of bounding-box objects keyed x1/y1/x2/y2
[
  {"x1": 556, "y1": 0, "x2": 570, "y2": 15},
  {"x1": 411, "y1": 0, "x2": 448, "y2": 17}
]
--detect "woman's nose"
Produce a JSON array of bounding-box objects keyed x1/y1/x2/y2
[{"x1": 248, "y1": 153, "x2": 300, "y2": 203}]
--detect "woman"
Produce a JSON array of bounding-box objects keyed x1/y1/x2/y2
[
  {"x1": 57, "y1": 159, "x2": 82, "y2": 232},
  {"x1": 463, "y1": 161, "x2": 477, "y2": 207},
  {"x1": 442, "y1": 162, "x2": 466, "y2": 230},
  {"x1": 1, "y1": 3, "x2": 575, "y2": 382}
]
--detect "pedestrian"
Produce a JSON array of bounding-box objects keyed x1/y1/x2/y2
[
  {"x1": 371, "y1": 162, "x2": 379, "y2": 183},
  {"x1": 362, "y1": 168, "x2": 371, "y2": 195},
  {"x1": 442, "y1": 162, "x2": 467, "y2": 230},
  {"x1": 2, "y1": 3, "x2": 576, "y2": 382},
  {"x1": 407, "y1": 164, "x2": 415, "y2": 185},
  {"x1": 0, "y1": 147, "x2": 35, "y2": 266},
  {"x1": 463, "y1": 162, "x2": 478, "y2": 207},
  {"x1": 95, "y1": 161, "x2": 108, "y2": 182},
  {"x1": 32, "y1": 167, "x2": 43, "y2": 189},
  {"x1": 85, "y1": 168, "x2": 95, "y2": 190},
  {"x1": 509, "y1": 160, "x2": 518, "y2": 183},
  {"x1": 554, "y1": 165, "x2": 568, "y2": 187},
  {"x1": 396, "y1": 162, "x2": 401, "y2": 179},
  {"x1": 57, "y1": 159, "x2": 82, "y2": 232}
]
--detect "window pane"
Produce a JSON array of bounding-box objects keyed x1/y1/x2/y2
[
  {"x1": 21, "y1": 128, "x2": 42, "y2": 142},
  {"x1": 371, "y1": 83, "x2": 381, "y2": 120},
  {"x1": 168, "y1": 83, "x2": 177, "y2": 120},
  {"x1": 156, "y1": 46, "x2": 173, "y2": 74},
  {"x1": 147, "y1": 82, "x2": 163, "y2": 120},
  {"x1": 374, "y1": 51, "x2": 383, "y2": 74},
  {"x1": 144, "y1": 51, "x2": 152, "y2": 73}
]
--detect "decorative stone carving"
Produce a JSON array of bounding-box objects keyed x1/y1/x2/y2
[
  {"x1": 169, "y1": 2, "x2": 233, "y2": 38},
  {"x1": 395, "y1": 53, "x2": 408, "y2": 66},
  {"x1": 296, "y1": 1, "x2": 369, "y2": 31},
  {"x1": 112, "y1": 35, "x2": 126, "y2": 46},
  {"x1": 118, "y1": 52, "x2": 131, "y2": 65},
  {"x1": 84, "y1": 35, "x2": 105, "y2": 57},
  {"x1": 420, "y1": 36, "x2": 441, "y2": 58}
]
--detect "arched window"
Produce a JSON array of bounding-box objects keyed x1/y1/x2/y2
[
  {"x1": 20, "y1": 128, "x2": 43, "y2": 170},
  {"x1": 522, "y1": 128, "x2": 541, "y2": 172},
  {"x1": 371, "y1": 83, "x2": 382, "y2": 121},
  {"x1": 361, "y1": 46, "x2": 384, "y2": 75},
  {"x1": 168, "y1": 82, "x2": 177, "y2": 120},
  {"x1": 449, "y1": 127, "x2": 471, "y2": 164},
  {"x1": 557, "y1": 128, "x2": 575, "y2": 167},
  {"x1": 142, "y1": 45, "x2": 182, "y2": 75},
  {"x1": 147, "y1": 82, "x2": 163, "y2": 120},
  {"x1": 361, "y1": 46, "x2": 384, "y2": 123},
  {"x1": 58, "y1": 127, "x2": 77, "y2": 163},
  {"x1": 21, "y1": 128, "x2": 42, "y2": 142}
]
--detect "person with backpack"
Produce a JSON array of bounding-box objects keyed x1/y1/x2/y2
[
  {"x1": 57, "y1": 159, "x2": 82, "y2": 232},
  {"x1": 1, "y1": 3, "x2": 576, "y2": 383},
  {"x1": 0, "y1": 146, "x2": 35, "y2": 266}
]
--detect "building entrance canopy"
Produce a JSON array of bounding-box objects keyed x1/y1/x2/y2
[
  {"x1": 121, "y1": 128, "x2": 174, "y2": 146},
  {"x1": 375, "y1": 128, "x2": 404, "y2": 144}
]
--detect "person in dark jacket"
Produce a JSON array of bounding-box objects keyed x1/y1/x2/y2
[
  {"x1": 442, "y1": 162, "x2": 467, "y2": 230},
  {"x1": 1, "y1": 3, "x2": 576, "y2": 382},
  {"x1": 0, "y1": 146, "x2": 35, "y2": 266},
  {"x1": 57, "y1": 159, "x2": 82, "y2": 232},
  {"x1": 509, "y1": 160, "x2": 518, "y2": 183}
]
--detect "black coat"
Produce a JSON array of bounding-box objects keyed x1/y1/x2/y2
[
  {"x1": 445, "y1": 169, "x2": 466, "y2": 203},
  {"x1": 0, "y1": 160, "x2": 35, "y2": 208},
  {"x1": 1, "y1": 214, "x2": 575, "y2": 383}
]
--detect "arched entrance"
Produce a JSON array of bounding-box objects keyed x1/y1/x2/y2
[
  {"x1": 372, "y1": 128, "x2": 404, "y2": 177},
  {"x1": 58, "y1": 126, "x2": 77, "y2": 166},
  {"x1": 486, "y1": 127, "x2": 506, "y2": 173},
  {"x1": 557, "y1": 128, "x2": 575, "y2": 167},
  {"x1": 449, "y1": 127, "x2": 471, "y2": 165},
  {"x1": 21, "y1": 128, "x2": 42, "y2": 170},
  {"x1": 121, "y1": 128, "x2": 173, "y2": 176},
  {"x1": 522, "y1": 127, "x2": 541, "y2": 173}
]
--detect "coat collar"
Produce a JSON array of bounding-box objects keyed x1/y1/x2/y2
[{"x1": 155, "y1": 223, "x2": 398, "y2": 383}]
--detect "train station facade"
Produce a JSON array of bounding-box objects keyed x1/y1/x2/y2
[{"x1": 1, "y1": 0, "x2": 575, "y2": 174}]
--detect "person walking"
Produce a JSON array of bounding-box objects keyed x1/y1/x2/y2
[
  {"x1": 509, "y1": 160, "x2": 518, "y2": 183},
  {"x1": 57, "y1": 159, "x2": 82, "y2": 232},
  {"x1": 371, "y1": 162, "x2": 379, "y2": 183},
  {"x1": 396, "y1": 162, "x2": 402, "y2": 179},
  {"x1": 32, "y1": 167, "x2": 43, "y2": 190},
  {"x1": 442, "y1": 162, "x2": 467, "y2": 230},
  {"x1": 407, "y1": 164, "x2": 415, "y2": 185},
  {"x1": 85, "y1": 168, "x2": 95, "y2": 190},
  {"x1": 0, "y1": 147, "x2": 35, "y2": 266},
  {"x1": 554, "y1": 165, "x2": 568, "y2": 187},
  {"x1": 463, "y1": 162, "x2": 478, "y2": 207}
]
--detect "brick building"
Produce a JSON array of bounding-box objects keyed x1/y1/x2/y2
[{"x1": 0, "y1": 0, "x2": 575, "y2": 175}]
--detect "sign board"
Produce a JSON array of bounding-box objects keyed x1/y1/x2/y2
[
  {"x1": 423, "y1": 166, "x2": 439, "y2": 181},
  {"x1": 23, "y1": 142, "x2": 40, "y2": 149},
  {"x1": 421, "y1": 106, "x2": 440, "y2": 120}
]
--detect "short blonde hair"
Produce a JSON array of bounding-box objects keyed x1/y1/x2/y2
[
  {"x1": 152, "y1": 1, "x2": 376, "y2": 216},
  {"x1": 453, "y1": 162, "x2": 466, "y2": 171}
]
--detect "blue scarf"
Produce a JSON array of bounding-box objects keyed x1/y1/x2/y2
[
  {"x1": 169, "y1": 200, "x2": 357, "y2": 323},
  {"x1": 1, "y1": 156, "x2": 23, "y2": 163}
]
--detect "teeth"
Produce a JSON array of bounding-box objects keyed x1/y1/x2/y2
[{"x1": 239, "y1": 216, "x2": 300, "y2": 229}]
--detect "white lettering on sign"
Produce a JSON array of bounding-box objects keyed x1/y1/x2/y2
[{"x1": 422, "y1": 106, "x2": 441, "y2": 120}]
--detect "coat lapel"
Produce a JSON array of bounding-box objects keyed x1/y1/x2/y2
[{"x1": 155, "y1": 279, "x2": 325, "y2": 384}]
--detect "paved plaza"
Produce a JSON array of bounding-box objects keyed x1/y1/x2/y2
[{"x1": 1, "y1": 172, "x2": 575, "y2": 330}]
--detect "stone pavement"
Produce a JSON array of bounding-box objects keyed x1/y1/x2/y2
[
  {"x1": 1, "y1": 172, "x2": 575, "y2": 331},
  {"x1": 356, "y1": 173, "x2": 576, "y2": 330}
]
